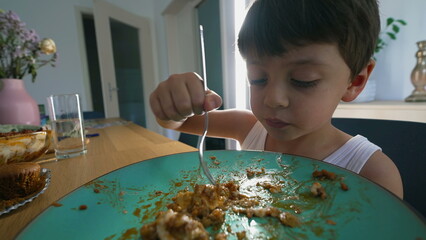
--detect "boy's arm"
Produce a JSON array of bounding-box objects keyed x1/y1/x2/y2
[
  {"x1": 359, "y1": 151, "x2": 403, "y2": 199},
  {"x1": 178, "y1": 109, "x2": 257, "y2": 143},
  {"x1": 158, "y1": 109, "x2": 257, "y2": 144}
]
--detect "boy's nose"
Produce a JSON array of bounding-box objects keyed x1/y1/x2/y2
[{"x1": 263, "y1": 82, "x2": 289, "y2": 108}]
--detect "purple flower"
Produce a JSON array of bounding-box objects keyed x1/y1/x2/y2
[
  {"x1": 0, "y1": 10, "x2": 57, "y2": 82},
  {"x1": 7, "y1": 11, "x2": 21, "y2": 22}
]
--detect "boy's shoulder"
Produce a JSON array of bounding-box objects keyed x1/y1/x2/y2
[{"x1": 359, "y1": 151, "x2": 403, "y2": 198}]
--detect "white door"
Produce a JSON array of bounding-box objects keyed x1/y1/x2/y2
[{"x1": 93, "y1": 0, "x2": 156, "y2": 127}]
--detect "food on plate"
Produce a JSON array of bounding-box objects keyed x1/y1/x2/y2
[
  {"x1": 140, "y1": 181, "x2": 301, "y2": 239},
  {"x1": 0, "y1": 162, "x2": 43, "y2": 200},
  {"x1": 139, "y1": 167, "x2": 344, "y2": 239},
  {"x1": 311, "y1": 182, "x2": 327, "y2": 199},
  {"x1": 140, "y1": 209, "x2": 209, "y2": 240},
  {"x1": 235, "y1": 231, "x2": 247, "y2": 240},
  {"x1": 256, "y1": 181, "x2": 282, "y2": 193},
  {"x1": 312, "y1": 169, "x2": 336, "y2": 180},
  {"x1": 313, "y1": 169, "x2": 349, "y2": 192},
  {"x1": 246, "y1": 167, "x2": 265, "y2": 178},
  {"x1": 0, "y1": 125, "x2": 51, "y2": 165},
  {"x1": 232, "y1": 206, "x2": 300, "y2": 227},
  {"x1": 165, "y1": 182, "x2": 246, "y2": 227},
  {"x1": 326, "y1": 219, "x2": 337, "y2": 225},
  {"x1": 340, "y1": 181, "x2": 349, "y2": 191},
  {"x1": 141, "y1": 182, "x2": 243, "y2": 239},
  {"x1": 79, "y1": 205, "x2": 88, "y2": 210}
]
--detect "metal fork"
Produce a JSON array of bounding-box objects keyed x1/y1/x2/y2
[{"x1": 198, "y1": 25, "x2": 216, "y2": 185}]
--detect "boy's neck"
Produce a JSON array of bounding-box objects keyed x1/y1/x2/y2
[{"x1": 264, "y1": 126, "x2": 351, "y2": 161}]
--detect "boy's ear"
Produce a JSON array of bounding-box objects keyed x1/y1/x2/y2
[{"x1": 341, "y1": 59, "x2": 376, "y2": 102}]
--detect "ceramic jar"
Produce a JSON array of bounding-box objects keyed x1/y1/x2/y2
[{"x1": 0, "y1": 78, "x2": 41, "y2": 125}]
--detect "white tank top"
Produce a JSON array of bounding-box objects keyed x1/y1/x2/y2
[{"x1": 241, "y1": 121, "x2": 381, "y2": 173}]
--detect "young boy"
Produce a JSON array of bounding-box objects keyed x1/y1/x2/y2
[{"x1": 150, "y1": 0, "x2": 403, "y2": 198}]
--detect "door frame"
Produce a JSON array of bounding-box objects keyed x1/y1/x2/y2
[
  {"x1": 162, "y1": 0, "x2": 203, "y2": 75},
  {"x1": 93, "y1": 0, "x2": 157, "y2": 129},
  {"x1": 163, "y1": 0, "x2": 236, "y2": 110},
  {"x1": 75, "y1": 6, "x2": 94, "y2": 111},
  {"x1": 163, "y1": 0, "x2": 238, "y2": 148}
]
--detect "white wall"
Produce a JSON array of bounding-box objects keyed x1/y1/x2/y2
[
  {"x1": 0, "y1": 0, "x2": 158, "y2": 111},
  {"x1": 374, "y1": 0, "x2": 426, "y2": 100}
]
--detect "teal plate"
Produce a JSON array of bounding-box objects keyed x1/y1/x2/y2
[{"x1": 17, "y1": 150, "x2": 426, "y2": 240}]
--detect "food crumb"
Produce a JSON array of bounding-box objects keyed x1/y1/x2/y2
[
  {"x1": 326, "y1": 219, "x2": 336, "y2": 225},
  {"x1": 289, "y1": 204, "x2": 302, "y2": 214},
  {"x1": 210, "y1": 156, "x2": 217, "y2": 160},
  {"x1": 236, "y1": 231, "x2": 247, "y2": 240},
  {"x1": 340, "y1": 182, "x2": 349, "y2": 191},
  {"x1": 79, "y1": 205, "x2": 88, "y2": 210},
  {"x1": 93, "y1": 188, "x2": 100, "y2": 193},
  {"x1": 51, "y1": 202, "x2": 63, "y2": 207},
  {"x1": 257, "y1": 182, "x2": 282, "y2": 193},
  {"x1": 246, "y1": 167, "x2": 265, "y2": 178},
  {"x1": 312, "y1": 169, "x2": 336, "y2": 180},
  {"x1": 215, "y1": 232, "x2": 227, "y2": 240},
  {"x1": 123, "y1": 210, "x2": 128, "y2": 214},
  {"x1": 311, "y1": 182, "x2": 327, "y2": 199}
]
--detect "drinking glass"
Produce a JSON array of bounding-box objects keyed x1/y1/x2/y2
[{"x1": 47, "y1": 94, "x2": 87, "y2": 159}]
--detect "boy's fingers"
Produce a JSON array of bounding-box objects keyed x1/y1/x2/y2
[
  {"x1": 203, "y1": 90, "x2": 222, "y2": 112},
  {"x1": 171, "y1": 82, "x2": 197, "y2": 118},
  {"x1": 185, "y1": 74, "x2": 204, "y2": 115},
  {"x1": 157, "y1": 91, "x2": 183, "y2": 121},
  {"x1": 150, "y1": 96, "x2": 169, "y2": 121},
  {"x1": 169, "y1": 72, "x2": 205, "y2": 115}
]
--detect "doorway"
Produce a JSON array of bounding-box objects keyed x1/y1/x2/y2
[
  {"x1": 79, "y1": 1, "x2": 156, "y2": 128},
  {"x1": 81, "y1": 14, "x2": 104, "y2": 116},
  {"x1": 109, "y1": 19, "x2": 146, "y2": 127}
]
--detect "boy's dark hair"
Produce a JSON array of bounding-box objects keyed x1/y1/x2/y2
[{"x1": 238, "y1": 0, "x2": 380, "y2": 80}]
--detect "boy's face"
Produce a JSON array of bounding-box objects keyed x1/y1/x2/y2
[{"x1": 247, "y1": 43, "x2": 352, "y2": 142}]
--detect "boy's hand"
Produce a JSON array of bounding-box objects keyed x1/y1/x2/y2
[{"x1": 150, "y1": 72, "x2": 222, "y2": 122}]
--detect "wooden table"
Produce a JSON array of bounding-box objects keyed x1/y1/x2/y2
[{"x1": 0, "y1": 119, "x2": 196, "y2": 239}]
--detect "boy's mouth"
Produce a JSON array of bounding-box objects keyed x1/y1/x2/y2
[{"x1": 265, "y1": 118, "x2": 289, "y2": 129}]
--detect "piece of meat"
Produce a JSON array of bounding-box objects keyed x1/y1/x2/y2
[
  {"x1": 311, "y1": 182, "x2": 327, "y2": 199},
  {"x1": 140, "y1": 209, "x2": 209, "y2": 240}
]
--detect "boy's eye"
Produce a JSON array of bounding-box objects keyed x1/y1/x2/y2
[
  {"x1": 249, "y1": 78, "x2": 267, "y2": 86},
  {"x1": 290, "y1": 79, "x2": 319, "y2": 88}
]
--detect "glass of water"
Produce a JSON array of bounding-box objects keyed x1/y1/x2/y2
[{"x1": 47, "y1": 94, "x2": 87, "y2": 159}]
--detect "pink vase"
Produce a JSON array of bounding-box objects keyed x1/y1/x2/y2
[{"x1": 0, "y1": 78, "x2": 41, "y2": 125}]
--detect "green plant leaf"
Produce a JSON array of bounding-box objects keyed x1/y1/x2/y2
[
  {"x1": 386, "y1": 17, "x2": 395, "y2": 26},
  {"x1": 387, "y1": 32, "x2": 396, "y2": 40},
  {"x1": 396, "y1": 19, "x2": 407, "y2": 25},
  {"x1": 392, "y1": 25, "x2": 400, "y2": 33}
]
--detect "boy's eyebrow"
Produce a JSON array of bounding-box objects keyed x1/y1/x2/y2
[
  {"x1": 247, "y1": 57, "x2": 329, "y2": 66},
  {"x1": 290, "y1": 58, "x2": 329, "y2": 66}
]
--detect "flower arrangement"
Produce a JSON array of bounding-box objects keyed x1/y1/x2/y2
[
  {"x1": 0, "y1": 10, "x2": 57, "y2": 82},
  {"x1": 375, "y1": 17, "x2": 407, "y2": 55}
]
